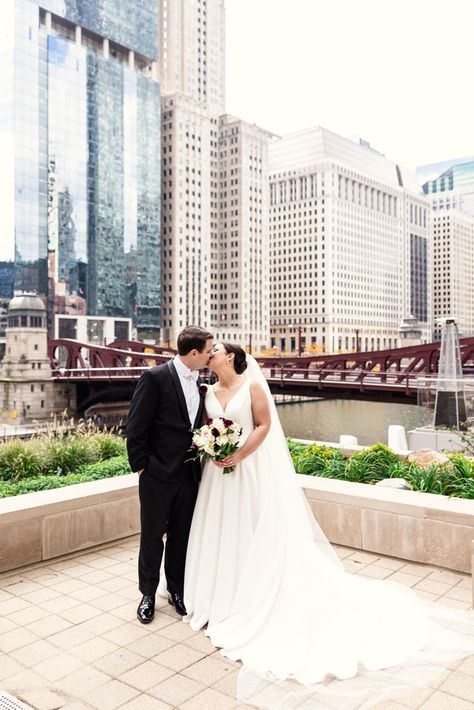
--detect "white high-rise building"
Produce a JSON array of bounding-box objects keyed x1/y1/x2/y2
[
  {"x1": 212, "y1": 115, "x2": 274, "y2": 351},
  {"x1": 432, "y1": 211, "x2": 474, "y2": 339},
  {"x1": 160, "y1": 94, "x2": 218, "y2": 343},
  {"x1": 268, "y1": 127, "x2": 432, "y2": 354},
  {"x1": 158, "y1": 1, "x2": 275, "y2": 349},
  {"x1": 157, "y1": 0, "x2": 226, "y2": 115}
]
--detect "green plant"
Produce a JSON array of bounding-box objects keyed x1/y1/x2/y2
[
  {"x1": 400, "y1": 464, "x2": 447, "y2": 495},
  {"x1": 41, "y1": 436, "x2": 99, "y2": 476},
  {"x1": 349, "y1": 444, "x2": 398, "y2": 476},
  {"x1": 89, "y1": 432, "x2": 126, "y2": 460},
  {"x1": 0, "y1": 440, "x2": 46, "y2": 482},
  {"x1": 0, "y1": 454, "x2": 132, "y2": 498}
]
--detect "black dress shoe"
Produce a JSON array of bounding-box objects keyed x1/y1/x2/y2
[
  {"x1": 168, "y1": 591, "x2": 187, "y2": 616},
  {"x1": 137, "y1": 594, "x2": 155, "y2": 624}
]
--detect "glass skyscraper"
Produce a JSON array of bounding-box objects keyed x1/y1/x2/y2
[
  {"x1": 418, "y1": 157, "x2": 474, "y2": 218},
  {"x1": 0, "y1": 0, "x2": 161, "y2": 334}
]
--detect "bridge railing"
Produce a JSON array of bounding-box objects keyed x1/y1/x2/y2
[
  {"x1": 53, "y1": 364, "x2": 438, "y2": 393},
  {"x1": 259, "y1": 366, "x2": 435, "y2": 392},
  {"x1": 52, "y1": 367, "x2": 148, "y2": 380}
]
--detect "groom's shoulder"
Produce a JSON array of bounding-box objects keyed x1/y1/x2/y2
[{"x1": 146, "y1": 361, "x2": 170, "y2": 378}]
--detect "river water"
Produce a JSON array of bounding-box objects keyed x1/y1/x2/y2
[{"x1": 276, "y1": 398, "x2": 432, "y2": 446}]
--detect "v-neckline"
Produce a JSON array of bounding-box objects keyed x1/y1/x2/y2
[{"x1": 212, "y1": 379, "x2": 247, "y2": 414}]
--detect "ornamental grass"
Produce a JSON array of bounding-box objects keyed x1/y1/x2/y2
[
  {"x1": 0, "y1": 414, "x2": 126, "y2": 486},
  {"x1": 2, "y1": 423, "x2": 474, "y2": 499}
]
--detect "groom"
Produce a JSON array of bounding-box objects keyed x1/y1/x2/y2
[{"x1": 126, "y1": 326, "x2": 213, "y2": 623}]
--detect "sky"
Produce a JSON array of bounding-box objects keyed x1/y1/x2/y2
[{"x1": 225, "y1": 0, "x2": 474, "y2": 170}]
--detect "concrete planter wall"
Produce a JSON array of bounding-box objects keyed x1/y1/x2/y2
[
  {"x1": 0, "y1": 475, "x2": 140, "y2": 574},
  {"x1": 0, "y1": 472, "x2": 473, "y2": 584},
  {"x1": 301, "y1": 475, "x2": 474, "y2": 574}
]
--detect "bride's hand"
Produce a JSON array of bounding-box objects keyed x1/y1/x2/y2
[{"x1": 215, "y1": 451, "x2": 244, "y2": 468}]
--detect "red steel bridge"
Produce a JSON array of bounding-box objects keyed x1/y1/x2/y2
[{"x1": 47, "y1": 337, "x2": 474, "y2": 414}]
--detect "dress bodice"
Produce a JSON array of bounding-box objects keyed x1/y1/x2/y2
[{"x1": 205, "y1": 379, "x2": 254, "y2": 440}]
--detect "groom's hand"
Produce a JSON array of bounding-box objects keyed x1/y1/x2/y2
[{"x1": 135, "y1": 469, "x2": 144, "y2": 475}]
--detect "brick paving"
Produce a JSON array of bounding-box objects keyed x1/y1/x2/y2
[{"x1": 0, "y1": 535, "x2": 473, "y2": 709}]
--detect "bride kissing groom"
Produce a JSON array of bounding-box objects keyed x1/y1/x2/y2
[{"x1": 127, "y1": 325, "x2": 474, "y2": 709}]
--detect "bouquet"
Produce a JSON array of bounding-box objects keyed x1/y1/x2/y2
[{"x1": 189, "y1": 417, "x2": 242, "y2": 474}]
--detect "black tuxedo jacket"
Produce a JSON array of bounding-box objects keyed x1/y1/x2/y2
[{"x1": 126, "y1": 361, "x2": 205, "y2": 483}]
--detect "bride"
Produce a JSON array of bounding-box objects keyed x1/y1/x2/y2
[{"x1": 183, "y1": 342, "x2": 474, "y2": 708}]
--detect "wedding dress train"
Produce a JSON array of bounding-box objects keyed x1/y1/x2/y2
[{"x1": 182, "y1": 359, "x2": 474, "y2": 708}]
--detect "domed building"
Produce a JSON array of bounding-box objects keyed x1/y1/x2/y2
[{"x1": 0, "y1": 295, "x2": 75, "y2": 422}]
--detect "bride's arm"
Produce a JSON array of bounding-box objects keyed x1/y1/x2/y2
[{"x1": 215, "y1": 381, "x2": 270, "y2": 468}]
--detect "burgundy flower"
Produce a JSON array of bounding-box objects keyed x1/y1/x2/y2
[
  {"x1": 205, "y1": 417, "x2": 213, "y2": 426},
  {"x1": 211, "y1": 427, "x2": 220, "y2": 437},
  {"x1": 223, "y1": 418, "x2": 233, "y2": 428}
]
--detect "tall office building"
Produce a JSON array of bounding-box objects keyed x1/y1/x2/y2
[
  {"x1": 160, "y1": 93, "x2": 217, "y2": 342},
  {"x1": 157, "y1": 0, "x2": 225, "y2": 115},
  {"x1": 268, "y1": 127, "x2": 432, "y2": 354},
  {"x1": 418, "y1": 157, "x2": 474, "y2": 218},
  {"x1": 158, "y1": 0, "x2": 274, "y2": 350},
  {"x1": 213, "y1": 115, "x2": 273, "y2": 351},
  {"x1": 432, "y1": 211, "x2": 474, "y2": 339},
  {"x1": 0, "y1": 0, "x2": 161, "y2": 334}
]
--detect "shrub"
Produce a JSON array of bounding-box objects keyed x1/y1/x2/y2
[
  {"x1": 290, "y1": 442, "x2": 344, "y2": 477},
  {"x1": 287, "y1": 439, "x2": 474, "y2": 499},
  {"x1": 0, "y1": 440, "x2": 46, "y2": 482},
  {"x1": 41, "y1": 436, "x2": 98, "y2": 476},
  {"x1": 0, "y1": 454, "x2": 132, "y2": 498},
  {"x1": 89, "y1": 432, "x2": 126, "y2": 460}
]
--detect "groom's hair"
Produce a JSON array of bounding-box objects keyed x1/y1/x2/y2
[{"x1": 177, "y1": 326, "x2": 213, "y2": 355}]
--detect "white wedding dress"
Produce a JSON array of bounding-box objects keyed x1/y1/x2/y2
[{"x1": 183, "y1": 358, "x2": 474, "y2": 709}]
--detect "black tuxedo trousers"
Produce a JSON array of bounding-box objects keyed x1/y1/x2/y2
[{"x1": 126, "y1": 361, "x2": 204, "y2": 596}]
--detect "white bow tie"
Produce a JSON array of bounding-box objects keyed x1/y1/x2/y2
[{"x1": 183, "y1": 370, "x2": 199, "y2": 381}]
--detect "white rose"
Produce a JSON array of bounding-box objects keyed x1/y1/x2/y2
[{"x1": 212, "y1": 418, "x2": 226, "y2": 433}]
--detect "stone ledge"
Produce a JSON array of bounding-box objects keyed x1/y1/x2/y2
[
  {"x1": 0, "y1": 474, "x2": 140, "y2": 573},
  {"x1": 299, "y1": 474, "x2": 474, "y2": 573},
  {"x1": 0, "y1": 472, "x2": 473, "y2": 580}
]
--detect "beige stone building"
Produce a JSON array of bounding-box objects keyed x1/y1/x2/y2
[
  {"x1": 158, "y1": 1, "x2": 275, "y2": 351},
  {"x1": 432, "y1": 211, "x2": 474, "y2": 339},
  {"x1": 212, "y1": 115, "x2": 273, "y2": 351},
  {"x1": 0, "y1": 295, "x2": 74, "y2": 422},
  {"x1": 160, "y1": 93, "x2": 218, "y2": 344},
  {"x1": 268, "y1": 127, "x2": 432, "y2": 354},
  {"x1": 157, "y1": 0, "x2": 226, "y2": 115}
]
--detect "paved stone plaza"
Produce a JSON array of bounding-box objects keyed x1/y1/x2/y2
[{"x1": 0, "y1": 535, "x2": 473, "y2": 710}]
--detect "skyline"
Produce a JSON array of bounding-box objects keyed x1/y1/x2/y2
[{"x1": 226, "y1": 0, "x2": 474, "y2": 171}]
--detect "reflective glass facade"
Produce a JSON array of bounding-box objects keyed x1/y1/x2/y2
[
  {"x1": 0, "y1": 0, "x2": 161, "y2": 332},
  {"x1": 421, "y1": 160, "x2": 474, "y2": 218},
  {"x1": 422, "y1": 161, "x2": 474, "y2": 195},
  {"x1": 42, "y1": 0, "x2": 158, "y2": 59}
]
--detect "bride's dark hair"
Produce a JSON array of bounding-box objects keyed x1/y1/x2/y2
[{"x1": 222, "y1": 343, "x2": 248, "y2": 375}]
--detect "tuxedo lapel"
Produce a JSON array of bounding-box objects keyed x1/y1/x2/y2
[
  {"x1": 167, "y1": 361, "x2": 191, "y2": 427},
  {"x1": 194, "y1": 377, "x2": 205, "y2": 428}
]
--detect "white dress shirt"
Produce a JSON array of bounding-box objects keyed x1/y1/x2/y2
[{"x1": 173, "y1": 355, "x2": 200, "y2": 426}]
